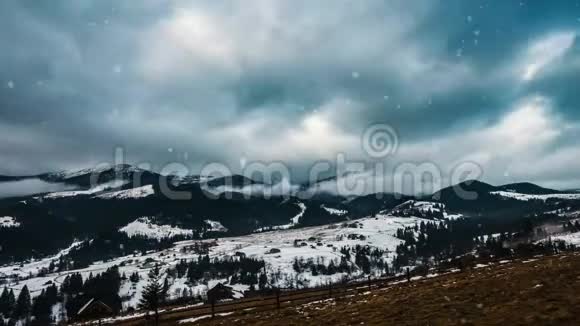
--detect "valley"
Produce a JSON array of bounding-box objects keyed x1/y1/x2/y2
[{"x1": 1, "y1": 166, "x2": 580, "y2": 324}]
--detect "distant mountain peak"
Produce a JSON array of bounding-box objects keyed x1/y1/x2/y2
[
  {"x1": 497, "y1": 182, "x2": 560, "y2": 195},
  {"x1": 47, "y1": 164, "x2": 145, "y2": 180}
]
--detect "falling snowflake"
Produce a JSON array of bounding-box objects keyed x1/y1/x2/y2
[
  {"x1": 113, "y1": 64, "x2": 123, "y2": 74},
  {"x1": 383, "y1": 95, "x2": 389, "y2": 101},
  {"x1": 6, "y1": 80, "x2": 14, "y2": 89},
  {"x1": 456, "y1": 48, "x2": 464, "y2": 57},
  {"x1": 351, "y1": 71, "x2": 360, "y2": 79},
  {"x1": 183, "y1": 152, "x2": 189, "y2": 161},
  {"x1": 473, "y1": 30, "x2": 480, "y2": 36},
  {"x1": 168, "y1": 148, "x2": 174, "y2": 153},
  {"x1": 240, "y1": 157, "x2": 247, "y2": 169},
  {"x1": 467, "y1": 16, "x2": 473, "y2": 23}
]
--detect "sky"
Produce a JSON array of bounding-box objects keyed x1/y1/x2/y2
[{"x1": 1, "y1": 0, "x2": 580, "y2": 190}]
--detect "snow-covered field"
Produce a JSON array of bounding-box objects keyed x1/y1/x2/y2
[
  {"x1": 38, "y1": 182, "x2": 154, "y2": 200},
  {"x1": 0, "y1": 214, "x2": 426, "y2": 311},
  {"x1": 394, "y1": 200, "x2": 464, "y2": 220},
  {"x1": 120, "y1": 217, "x2": 194, "y2": 239},
  {"x1": 321, "y1": 205, "x2": 347, "y2": 216},
  {"x1": 551, "y1": 232, "x2": 580, "y2": 246},
  {"x1": 0, "y1": 216, "x2": 20, "y2": 228},
  {"x1": 204, "y1": 219, "x2": 228, "y2": 232},
  {"x1": 490, "y1": 191, "x2": 580, "y2": 201},
  {"x1": 42, "y1": 180, "x2": 128, "y2": 199},
  {"x1": 97, "y1": 185, "x2": 155, "y2": 199}
]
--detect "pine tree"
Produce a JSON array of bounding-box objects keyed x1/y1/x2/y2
[
  {"x1": 7, "y1": 290, "x2": 15, "y2": 314},
  {"x1": 138, "y1": 265, "x2": 167, "y2": 326},
  {"x1": 162, "y1": 278, "x2": 170, "y2": 299},
  {"x1": 130, "y1": 272, "x2": 140, "y2": 283},
  {"x1": 12, "y1": 285, "x2": 31, "y2": 320},
  {"x1": 32, "y1": 289, "x2": 52, "y2": 323},
  {"x1": 0, "y1": 286, "x2": 14, "y2": 317},
  {"x1": 258, "y1": 273, "x2": 268, "y2": 290}
]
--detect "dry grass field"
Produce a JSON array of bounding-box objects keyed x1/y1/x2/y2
[{"x1": 177, "y1": 253, "x2": 580, "y2": 326}]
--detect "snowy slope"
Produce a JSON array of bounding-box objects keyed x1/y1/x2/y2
[
  {"x1": 321, "y1": 205, "x2": 347, "y2": 216},
  {"x1": 97, "y1": 185, "x2": 155, "y2": 199},
  {"x1": 43, "y1": 180, "x2": 129, "y2": 199},
  {"x1": 254, "y1": 202, "x2": 306, "y2": 232},
  {"x1": 412, "y1": 201, "x2": 447, "y2": 213},
  {"x1": 551, "y1": 232, "x2": 580, "y2": 246},
  {"x1": 0, "y1": 216, "x2": 20, "y2": 228},
  {"x1": 204, "y1": 219, "x2": 228, "y2": 232},
  {"x1": 490, "y1": 191, "x2": 580, "y2": 201},
  {"x1": 0, "y1": 240, "x2": 83, "y2": 282},
  {"x1": 392, "y1": 200, "x2": 463, "y2": 220},
  {"x1": 49, "y1": 165, "x2": 145, "y2": 180},
  {"x1": 2, "y1": 213, "x2": 426, "y2": 310},
  {"x1": 119, "y1": 217, "x2": 194, "y2": 239}
]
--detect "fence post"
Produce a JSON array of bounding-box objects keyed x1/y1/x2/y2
[
  {"x1": 276, "y1": 288, "x2": 281, "y2": 311},
  {"x1": 406, "y1": 267, "x2": 411, "y2": 283},
  {"x1": 328, "y1": 283, "x2": 332, "y2": 298},
  {"x1": 211, "y1": 299, "x2": 216, "y2": 318},
  {"x1": 368, "y1": 275, "x2": 372, "y2": 292}
]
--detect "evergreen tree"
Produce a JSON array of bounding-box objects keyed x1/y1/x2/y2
[
  {"x1": 31, "y1": 289, "x2": 52, "y2": 324},
  {"x1": 7, "y1": 290, "x2": 15, "y2": 315},
  {"x1": 0, "y1": 287, "x2": 15, "y2": 317},
  {"x1": 130, "y1": 272, "x2": 140, "y2": 283},
  {"x1": 162, "y1": 278, "x2": 170, "y2": 299},
  {"x1": 138, "y1": 265, "x2": 167, "y2": 325},
  {"x1": 0, "y1": 287, "x2": 8, "y2": 317},
  {"x1": 12, "y1": 285, "x2": 31, "y2": 320},
  {"x1": 258, "y1": 273, "x2": 268, "y2": 290}
]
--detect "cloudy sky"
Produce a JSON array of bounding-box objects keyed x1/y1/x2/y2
[{"x1": 1, "y1": 0, "x2": 580, "y2": 190}]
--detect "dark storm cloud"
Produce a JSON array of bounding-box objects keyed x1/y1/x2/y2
[{"x1": 1, "y1": 0, "x2": 580, "y2": 189}]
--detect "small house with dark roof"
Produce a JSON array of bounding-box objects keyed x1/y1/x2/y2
[
  {"x1": 76, "y1": 298, "x2": 114, "y2": 323},
  {"x1": 207, "y1": 283, "x2": 234, "y2": 302}
]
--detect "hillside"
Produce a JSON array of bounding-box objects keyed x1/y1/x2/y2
[
  {"x1": 182, "y1": 252, "x2": 580, "y2": 326},
  {"x1": 3, "y1": 166, "x2": 580, "y2": 324}
]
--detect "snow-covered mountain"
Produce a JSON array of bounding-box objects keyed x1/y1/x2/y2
[
  {"x1": 2, "y1": 166, "x2": 580, "y2": 324},
  {"x1": 0, "y1": 213, "x2": 427, "y2": 317},
  {"x1": 1, "y1": 166, "x2": 580, "y2": 269}
]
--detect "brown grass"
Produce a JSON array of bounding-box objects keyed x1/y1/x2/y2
[{"x1": 173, "y1": 253, "x2": 580, "y2": 326}]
